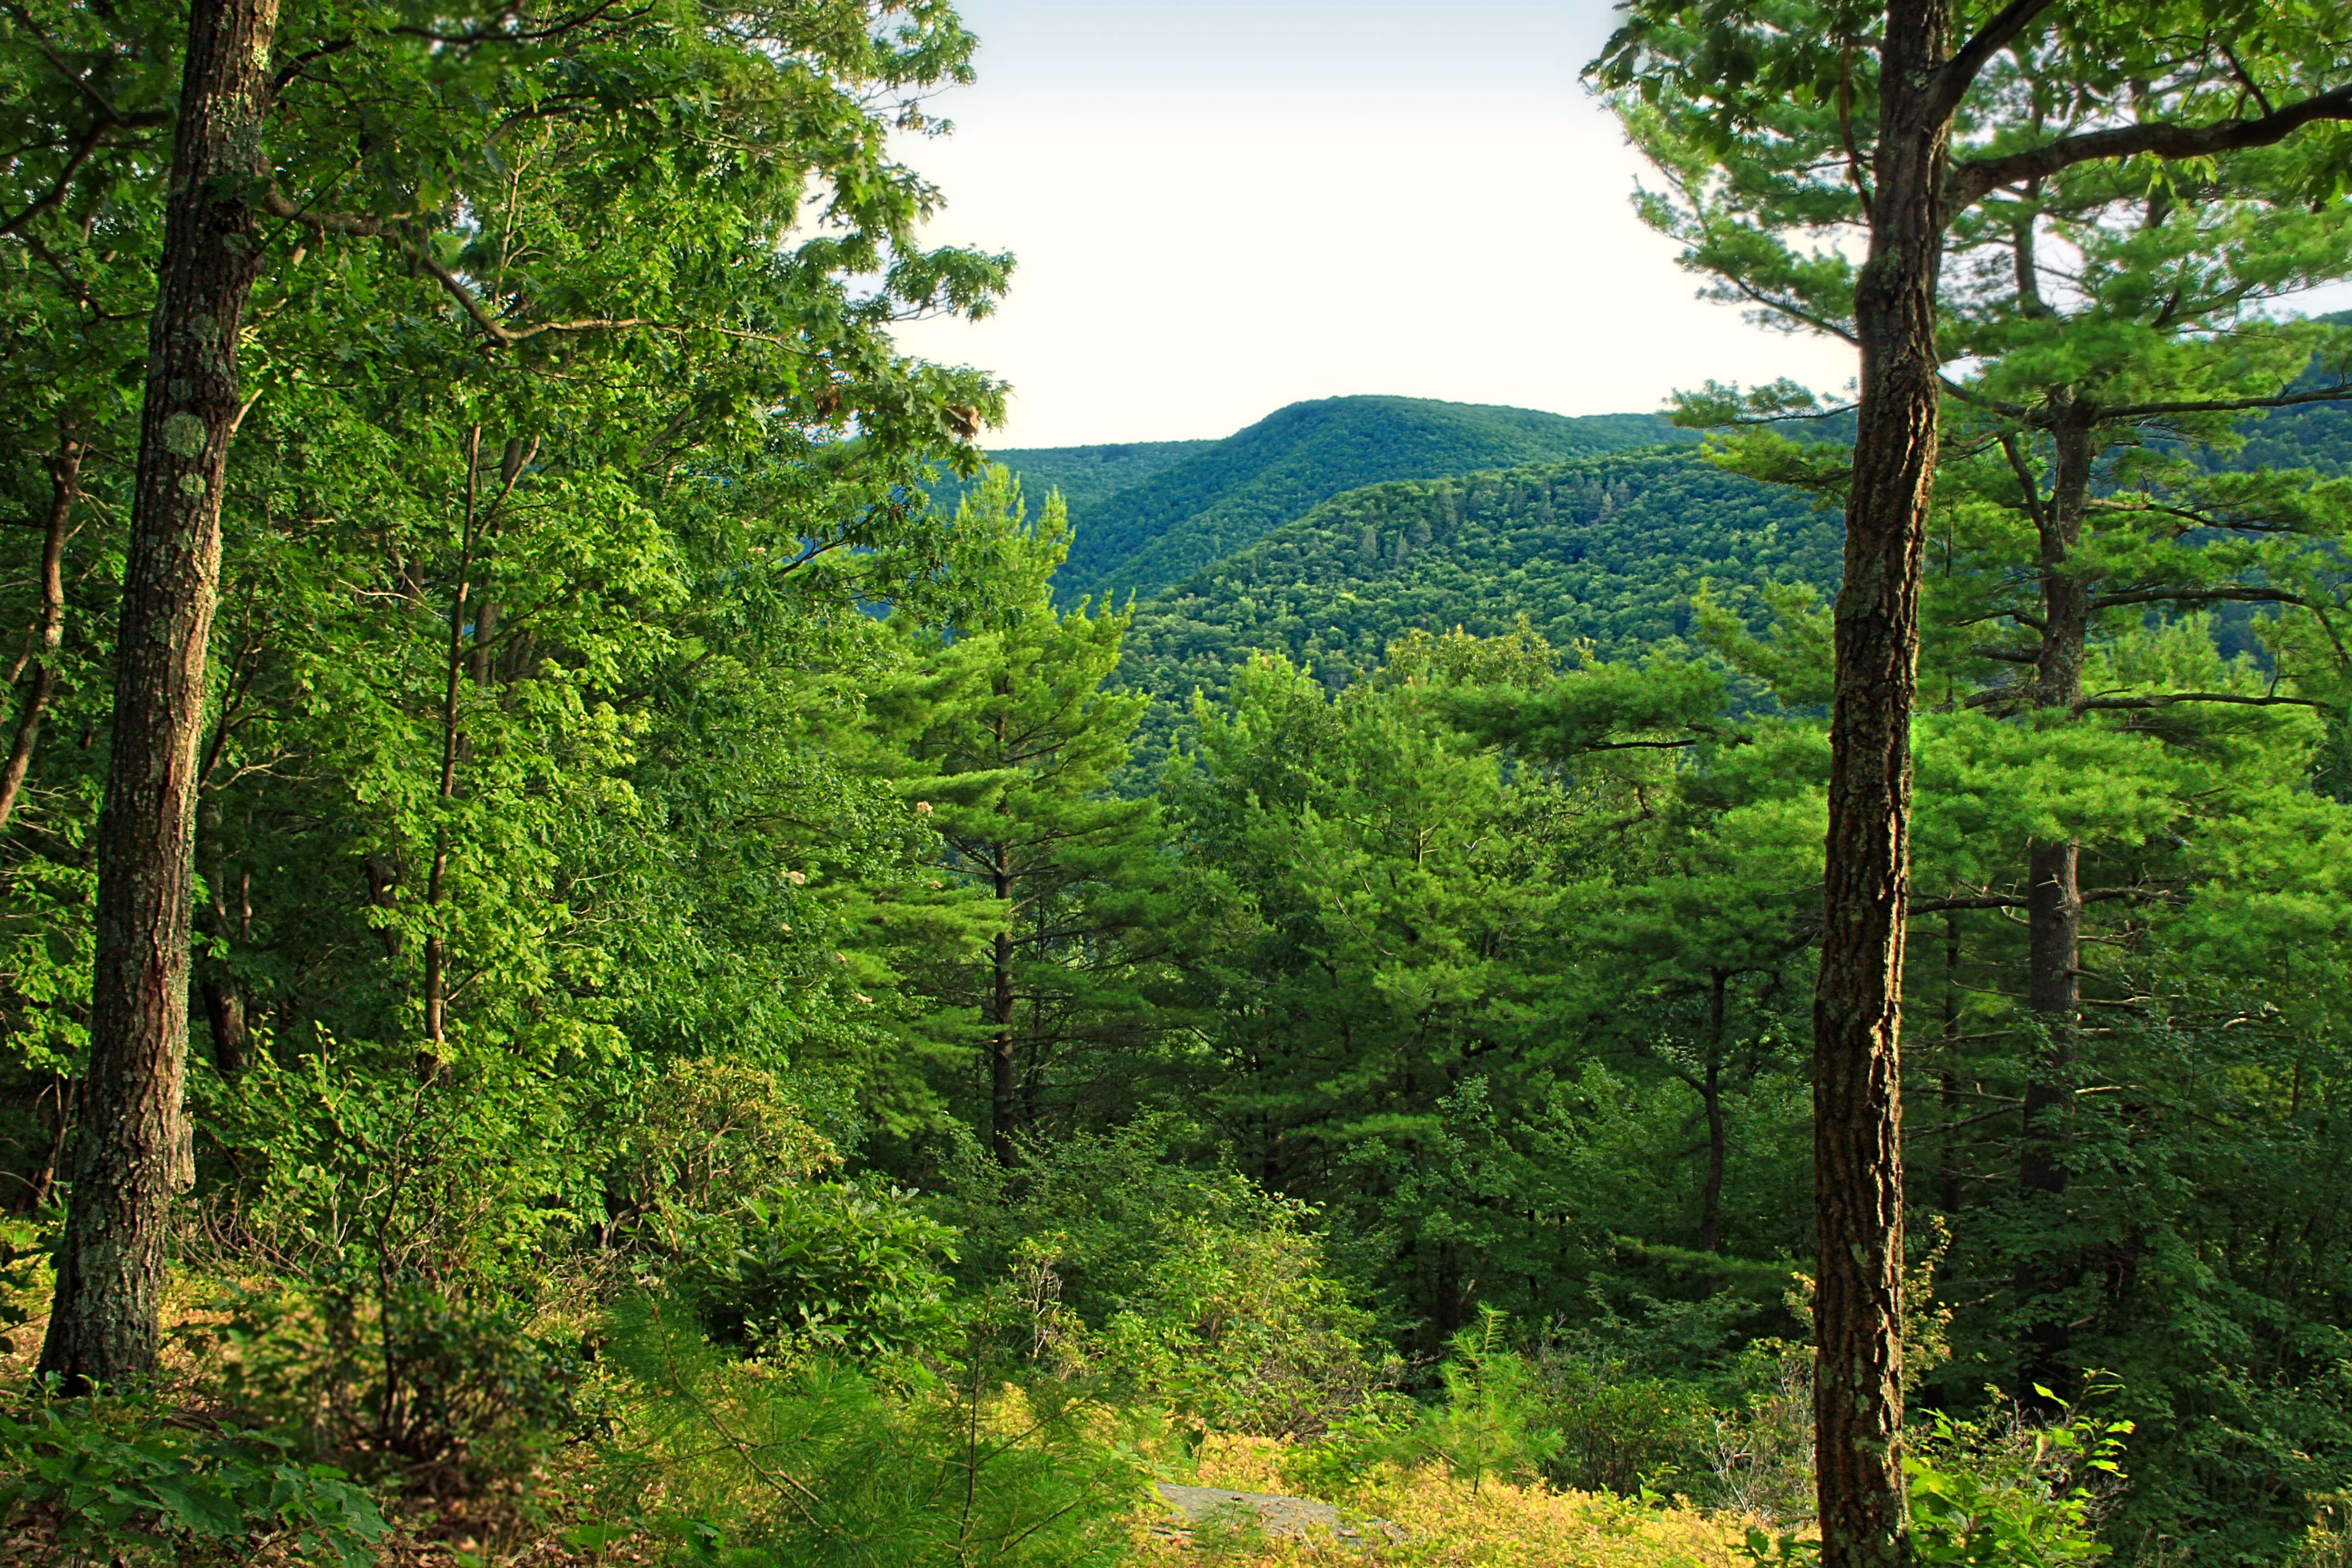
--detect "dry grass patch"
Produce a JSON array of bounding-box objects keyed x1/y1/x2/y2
[{"x1": 1129, "y1": 1433, "x2": 1748, "y2": 1568}]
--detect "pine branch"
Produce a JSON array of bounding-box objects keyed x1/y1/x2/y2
[
  {"x1": 1953, "y1": 83, "x2": 2352, "y2": 205},
  {"x1": 1933, "y1": 0, "x2": 2064, "y2": 120}
]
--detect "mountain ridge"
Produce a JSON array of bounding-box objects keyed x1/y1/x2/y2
[
  {"x1": 1112, "y1": 445, "x2": 1842, "y2": 764},
  {"x1": 936, "y1": 394, "x2": 1700, "y2": 604}
]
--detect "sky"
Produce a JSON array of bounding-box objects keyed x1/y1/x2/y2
[{"x1": 887, "y1": 0, "x2": 1865, "y2": 449}]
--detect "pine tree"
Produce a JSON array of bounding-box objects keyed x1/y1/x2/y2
[
  {"x1": 1591, "y1": 14, "x2": 2352, "y2": 1559},
  {"x1": 868, "y1": 471, "x2": 1170, "y2": 1165}
]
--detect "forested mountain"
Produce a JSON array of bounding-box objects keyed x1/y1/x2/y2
[
  {"x1": 1090, "y1": 370, "x2": 2352, "y2": 766},
  {"x1": 2205, "y1": 314, "x2": 2352, "y2": 475},
  {"x1": 1011, "y1": 395, "x2": 1694, "y2": 602},
  {"x1": 928, "y1": 436, "x2": 1210, "y2": 514},
  {"x1": 1112, "y1": 446, "x2": 1841, "y2": 760}
]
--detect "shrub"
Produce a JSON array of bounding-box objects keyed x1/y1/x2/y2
[
  {"x1": 950, "y1": 1120, "x2": 1387, "y2": 1436},
  {"x1": 591, "y1": 1293, "x2": 1144, "y2": 1567},
  {"x1": 1394, "y1": 1310, "x2": 1565, "y2": 1494},
  {"x1": 674, "y1": 1175, "x2": 960, "y2": 1365},
  {"x1": 598, "y1": 1057, "x2": 841, "y2": 1250},
  {"x1": 196, "y1": 1279, "x2": 603, "y2": 1493},
  {"x1": 1741, "y1": 1392, "x2": 2132, "y2": 1568},
  {"x1": 1903, "y1": 1395, "x2": 2132, "y2": 1568},
  {"x1": 0, "y1": 1393, "x2": 389, "y2": 1567}
]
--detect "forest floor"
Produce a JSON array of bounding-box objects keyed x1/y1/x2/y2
[
  {"x1": 1124, "y1": 1435, "x2": 1746, "y2": 1568},
  {"x1": 0, "y1": 1289, "x2": 1750, "y2": 1568}
]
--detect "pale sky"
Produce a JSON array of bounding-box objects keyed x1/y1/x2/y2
[{"x1": 888, "y1": 0, "x2": 1863, "y2": 449}]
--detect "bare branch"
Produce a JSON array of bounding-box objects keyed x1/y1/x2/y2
[
  {"x1": 1995, "y1": 429, "x2": 2045, "y2": 529},
  {"x1": 2075, "y1": 691, "x2": 2330, "y2": 714},
  {"x1": 2080, "y1": 886, "x2": 2182, "y2": 906},
  {"x1": 0, "y1": 124, "x2": 104, "y2": 240},
  {"x1": 2090, "y1": 586, "x2": 2305, "y2": 612}
]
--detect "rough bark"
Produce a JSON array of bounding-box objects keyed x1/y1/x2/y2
[
  {"x1": 198, "y1": 800, "x2": 250, "y2": 1081},
  {"x1": 200, "y1": 977, "x2": 247, "y2": 1080},
  {"x1": 1812, "y1": 2, "x2": 1949, "y2": 1562},
  {"x1": 40, "y1": 0, "x2": 280, "y2": 1390},
  {"x1": 1937, "y1": 911, "x2": 1965, "y2": 1218}
]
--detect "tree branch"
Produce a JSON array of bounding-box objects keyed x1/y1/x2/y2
[
  {"x1": 2090, "y1": 586, "x2": 2304, "y2": 611},
  {"x1": 1954, "y1": 83, "x2": 2352, "y2": 206},
  {"x1": 0, "y1": 123, "x2": 104, "y2": 239},
  {"x1": 2089, "y1": 381, "x2": 2352, "y2": 421},
  {"x1": 2075, "y1": 691, "x2": 2329, "y2": 714},
  {"x1": 264, "y1": 190, "x2": 654, "y2": 346},
  {"x1": 2080, "y1": 886, "x2": 2182, "y2": 906},
  {"x1": 1933, "y1": 0, "x2": 2063, "y2": 120}
]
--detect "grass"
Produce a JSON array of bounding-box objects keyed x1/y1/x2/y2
[{"x1": 1126, "y1": 1433, "x2": 1749, "y2": 1568}]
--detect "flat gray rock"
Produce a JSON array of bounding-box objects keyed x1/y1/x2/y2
[{"x1": 1152, "y1": 1483, "x2": 1401, "y2": 1547}]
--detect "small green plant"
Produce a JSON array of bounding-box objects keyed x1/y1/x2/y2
[
  {"x1": 1740, "y1": 1387, "x2": 2132, "y2": 1568},
  {"x1": 952, "y1": 1120, "x2": 1387, "y2": 1436},
  {"x1": 1279, "y1": 1391, "x2": 1423, "y2": 1495},
  {"x1": 0, "y1": 1211, "x2": 50, "y2": 1345},
  {"x1": 1903, "y1": 1389, "x2": 2132, "y2": 1568},
  {"x1": 593, "y1": 1292, "x2": 1144, "y2": 1567},
  {"x1": 676, "y1": 1174, "x2": 961, "y2": 1364},
  {"x1": 197, "y1": 1279, "x2": 603, "y2": 1491},
  {"x1": 1398, "y1": 1309, "x2": 1565, "y2": 1494},
  {"x1": 0, "y1": 1393, "x2": 390, "y2": 1567}
]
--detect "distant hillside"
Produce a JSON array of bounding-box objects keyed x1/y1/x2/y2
[
  {"x1": 1115, "y1": 446, "x2": 1841, "y2": 764},
  {"x1": 930, "y1": 438, "x2": 1211, "y2": 516},
  {"x1": 931, "y1": 396, "x2": 1698, "y2": 604}
]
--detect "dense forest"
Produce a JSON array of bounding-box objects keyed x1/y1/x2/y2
[
  {"x1": 1112, "y1": 446, "x2": 1842, "y2": 762},
  {"x1": 1011, "y1": 396, "x2": 1694, "y2": 603},
  {"x1": 5, "y1": 2, "x2": 2352, "y2": 1567}
]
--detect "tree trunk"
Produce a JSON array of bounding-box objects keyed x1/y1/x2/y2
[
  {"x1": 1813, "y1": 2, "x2": 1950, "y2": 1562},
  {"x1": 1938, "y1": 910, "x2": 1964, "y2": 1218},
  {"x1": 201, "y1": 977, "x2": 247, "y2": 1081},
  {"x1": 990, "y1": 920, "x2": 1017, "y2": 1166},
  {"x1": 40, "y1": 0, "x2": 279, "y2": 1391},
  {"x1": 1700, "y1": 969, "x2": 1728, "y2": 1254},
  {"x1": 0, "y1": 439, "x2": 79, "y2": 833},
  {"x1": 2018, "y1": 418, "x2": 2091, "y2": 1403},
  {"x1": 422, "y1": 428, "x2": 484, "y2": 1058}
]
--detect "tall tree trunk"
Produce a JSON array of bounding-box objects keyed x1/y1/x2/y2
[
  {"x1": 1700, "y1": 969, "x2": 1728, "y2": 1254},
  {"x1": 1813, "y1": 2, "x2": 1950, "y2": 1562},
  {"x1": 987, "y1": 701, "x2": 1019, "y2": 1167},
  {"x1": 1938, "y1": 910, "x2": 1965, "y2": 1218},
  {"x1": 40, "y1": 0, "x2": 279, "y2": 1390},
  {"x1": 2018, "y1": 418, "x2": 2091, "y2": 1403},
  {"x1": 0, "y1": 439, "x2": 79, "y2": 833},
  {"x1": 990, "y1": 919, "x2": 1016, "y2": 1166},
  {"x1": 422, "y1": 428, "x2": 484, "y2": 1057},
  {"x1": 198, "y1": 800, "x2": 248, "y2": 1081}
]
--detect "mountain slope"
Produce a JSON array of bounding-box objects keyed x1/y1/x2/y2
[
  {"x1": 939, "y1": 396, "x2": 1697, "y2": 604},
  {"x1": 1071, "y1": 397, "x2": 1694, "y2": 602},
  {"x1": 932, "y1": 438, "x2": 1213, "y2": 516},
  {"x1": 1114, "y1": 447, "x2": 1841, "y2": 762}
]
